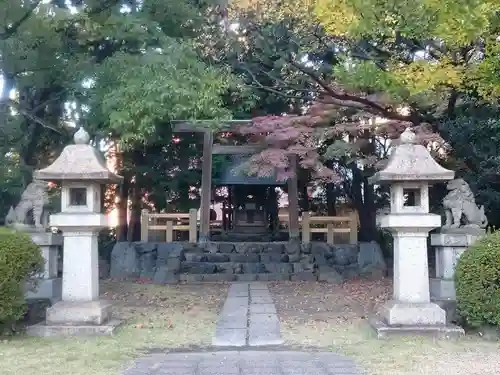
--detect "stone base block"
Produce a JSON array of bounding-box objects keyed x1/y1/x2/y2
[
  {"x1": 26, "y1": 319, "x2": 123, "y2": 337},
  {"x1": 212, "y1": 328, "x2": 246, "y2": 347},
  {"x1": 258, "y1": 273, "x2": 290, "y2": 281},
  {"x1": 25, "y1": 278, "x2": 62, "y2": 303},
  {"x1": 202, "y1": 274, "x2": 236, "y2": 282},
  {"x1": 430, "y1": 278, "x2": 456, "y2": 300},
  {"x1": 431, "y1": 231, "x2": 483, "y2": 247},
  {"x1": 381, "y1": 300, "x2": 446, "y2": 326},
  {"x1": 236, "y1": 274, "x2": 258, "y2": 282},
  {"x1": 46, "y1": 300, "x2": 112, "y2": 325},
  {"x1": 29, "y1": 232, "x2": 63, "y2": 246},
  {"x1": 433, "y1": 298, "x2": 459, "y2": 324},
  {"x1": 370, "y1": 318, "x2": 464, "y2": 339}
]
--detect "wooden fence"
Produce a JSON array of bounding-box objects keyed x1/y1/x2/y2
[
  {"x1": 140, "y1": 209, "x2": 358, "y2": 245},
  {"x1": 140, "y1": 209, "x2": 198, "y2": 243},
  {"x1": 278, "y1": 212, "x2": 358, "y2": 245}
]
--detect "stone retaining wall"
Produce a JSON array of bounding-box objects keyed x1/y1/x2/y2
[{"x1": 110, "y1": 241, "x2": 387, "y2": 284}]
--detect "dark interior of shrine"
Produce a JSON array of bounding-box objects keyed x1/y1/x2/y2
[{"x1": 213, "y1": 156, "x2": 287, "y2": 241}]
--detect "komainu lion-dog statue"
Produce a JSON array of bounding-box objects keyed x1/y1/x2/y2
[
  {"x1": 442, "y1": 178, "x2": 487, "y2": 229},
  {"x1": 5, "y1": 179, "x2": 50, "y2": 231}
]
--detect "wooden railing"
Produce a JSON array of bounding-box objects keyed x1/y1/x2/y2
[
  {"x1": 278, "y1": 212, "x2": 358, "y2": 245},
  {"x1": 141, "y1": 209, "x2": 198, "y2": 243},
  {"x1": 141, "y1": 209, "x2": 358, "y2": 245},
  {"x1": 140, "y1": 209, "x2": 225, "y2": 243}
]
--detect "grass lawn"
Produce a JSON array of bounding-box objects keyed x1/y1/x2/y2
[
  {"x1": 0, "y1": 280, "x2": 229, "y2": 375},
  {"x1": 269, "y1": 280, "x2": 500, "y2": 375}
]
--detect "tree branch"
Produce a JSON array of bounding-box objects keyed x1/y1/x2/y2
[
  {"x1": 0, "y1": 0, "x2": 42, "y2": 41},
  {"x1": 286, "y1": 58, "x2": 417, "y2": 123},
  {"x1": 1, "y1": 98, "x2": 65, "y2": 135}
]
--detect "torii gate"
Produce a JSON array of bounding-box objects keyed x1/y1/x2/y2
[{"x1": 172, "y1": 120, "x2": 300, "y2": 243}]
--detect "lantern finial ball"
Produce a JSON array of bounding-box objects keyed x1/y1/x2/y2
[
  {"x1": 400, "y1": 127, "x2": 416, "y2": 144},
  {"x1": 74, "y1": 127, "x2": 90, "y2": 145}
]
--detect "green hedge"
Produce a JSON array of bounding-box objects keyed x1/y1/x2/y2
[
  {"x1": 455, "y1": 230, "x2": 500, "y2": 327},
  {"x1": 0, "y1": 227, "x2": 44, "y2": 328}
]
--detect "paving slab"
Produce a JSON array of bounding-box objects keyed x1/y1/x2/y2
[
  {"x1": 213, "y1": 282, "x2": 284, "y2": 347},
  {"x1": 228, "y1": 284, "x2": 249, "y2": 291},
  {"x1": 121, "y1": 351, "x2": 364, "y2": 375},
  {"x1": 249, "y1": 289, "x2": 270, "y2": 296},
  {"x1": 248, "y1": 328, "x2": 283, "y2": 346},
  {"x1": 249, "y1": 303, "x2": 277, "y2": 314},
  {"x1": 227, "y1": 291, "x2": 249, "y2": 298},
  {"x1": 217, "y1": 315, "x2": 248, "y2": 329},
  {"x1": 212, "y1": 328, "x2": 247, "y2": 347},
  {"x1": 249, "y1": 283, "x2": 269, "y2": 290},
  {"x1": 250, "y1": 296, "x2": 273, "y2": 304}
]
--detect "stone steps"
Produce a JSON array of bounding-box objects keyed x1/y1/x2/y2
[
  {"x1": 181, "y1": 261, "x2": 314, "y2": 276},
  {"x1": 179, "y1": 273, "x2": 301, "y2": 282},
  {"x1": 210, "y1": 233, "x2": 289, "y2": 242},
  {"x1": 184, "y1": 253, "x2": 295, "y2": 263},
  {"x1": 110, "y1": 241, "x2": 388, "y2": 284}
]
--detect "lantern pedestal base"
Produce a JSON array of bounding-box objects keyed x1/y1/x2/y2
[
  {"x1": 25, "y1": 278, "x2": 62, "y2": 304},
  {"x1": 370, "y1": 317, "x2": 465, "y2": 339},
  {"x1": 370, "y1": 300, "x2": 464, "y2": 339},
  {"x1": 26, "y1": 300, "x2": 122, "y2": 337},
  {"x1": 381, "y1": 300, "x2": 446, "y2": 325}
]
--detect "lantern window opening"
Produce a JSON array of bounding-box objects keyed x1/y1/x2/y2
[
  {"x1": 403, "y1": 188, "x2": 421, "y2": 207},
  {"x1": 69, "y1": 187, "x2": 87, "y2": 206}
]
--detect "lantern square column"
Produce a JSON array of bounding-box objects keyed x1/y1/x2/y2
[
  {"x1": 369, "y1": 128, "x2": 464, "y2": 338},
  {"x1": 27, "y1": 127, "x2": 124, "y2": 337}
]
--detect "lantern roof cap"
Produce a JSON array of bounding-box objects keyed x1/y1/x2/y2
[
  {"x1": 34, "y1": 127, "x2": 123, "y2": 183},
  {"x1": 369, "y1": 128, "x2": 454, "y2": 184}
]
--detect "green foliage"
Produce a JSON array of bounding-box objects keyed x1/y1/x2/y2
[
  {"x1": 97, "y1": 44, "x2": 232, "y2": 142},
  {"x1": 314, "y1": 0, "x2": 499, "y2": 111},
  {"x1": 0, "y1": 153, "x2": 26, "y2": 219},
  {"x1": 315, "y1": 0, "x2": 496, "y2": 46},
  {"x1": 0, "y1": 227, "x2": 44, "y2": 330},
  {"x1": 440, "y1": 104, "x2": 500, "y2": 227},
  {"x1": 211, "y1": 155, "x2": 232, "y2": 185},
  {"x1": 455, "y1": 230, "x2": 500, "y2": 327}
]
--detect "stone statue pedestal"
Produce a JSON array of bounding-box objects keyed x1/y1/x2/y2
[
  {"x1": 430, "y1": 230, "x2": 484, "y2": 300},
  {"x1": 24, "y1": 232, "x2": 62, "y2": 304}
]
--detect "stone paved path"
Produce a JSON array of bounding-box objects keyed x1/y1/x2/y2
[
  {"x1": 122, "y1": 351, "x2": 364, "y2": 375},
  {"x1": 213, "y1": 282, "x2": 283, "y2": 347}
]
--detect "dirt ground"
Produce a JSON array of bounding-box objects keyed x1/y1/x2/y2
[
  {"x1": 269, "y1": 279, "x2": 500, "y2": 375},
  {"x1": 0, "y1": 281, "x2": 229, "y2": 375}
]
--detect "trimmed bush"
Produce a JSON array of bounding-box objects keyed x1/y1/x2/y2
[
  {"x1": 455, "y1": 230, "x2": 500, "y2": 327},
  {"x1": 0, "y1": 227, "x2": 44, "y2": 328}
]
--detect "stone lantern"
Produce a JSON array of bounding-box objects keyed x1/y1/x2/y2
[
  {"x1": 369, "y1": 128, "x2": 463, "y2": 337},
  {"x1": 28, "y1": 127, "x2": 123, "y2": 336}
]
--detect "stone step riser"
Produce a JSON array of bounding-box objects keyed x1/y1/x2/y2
[
  {"x1": 180, "y1": 273, "x2": 317, "y2": 282},
  {"x1": 181, "y1": 261, "x2": 313, "y2": 274},
  {"x1": 110, "y1": 241, "x2": 387, "y2": 284},
  {"x1": 184, "y1": 253, "x2": 304, "y2": 263}
]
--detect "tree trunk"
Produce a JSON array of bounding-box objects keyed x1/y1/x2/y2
[
  {"x1": 350, "y1": 164, "x2": 374, "y2": 241},
  {"x1": 127, "y1": 183, "x2": 141, "y2": 242},
  {"x1": 287, "y1": 155, "x2": 300, "y2": 240},
  {"x1": 199, "y1": 132, "x2": 213, "y2": 242},
  {"x1": 300, "y1": 181, "x2": 310, "y2": 212},
  {"x1": 355, "y1": 132, "x2": 378, "y2": 242},
  {"x1": 326, "y1": 182, "x2": 337, "y2": 215},
  {"x1": 361, "y1": 172, "x2": 377, "y2": 241},
  {"x1": 116, "y1": 174, "x2": 129, "y2": 241}
]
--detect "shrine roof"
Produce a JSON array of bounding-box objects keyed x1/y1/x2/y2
[{"x1": 217, "y1": 156, "x2": 286, "y2": 186}]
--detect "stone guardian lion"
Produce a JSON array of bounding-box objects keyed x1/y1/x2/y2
[
  {"x1": 442, "y1": 178, "x2": 487, "y2": 229},
  {"x1": 5, "y1": 179, "x2": 50, "y2": 230}
]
